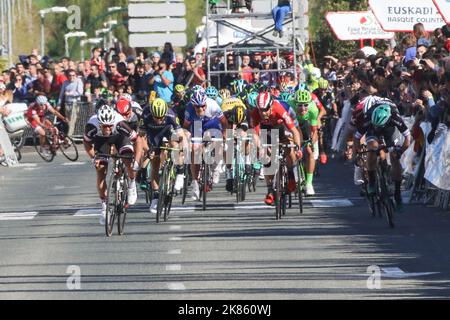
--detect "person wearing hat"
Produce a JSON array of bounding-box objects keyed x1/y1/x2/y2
[{"x1": 151, "y1": 52, "x2": 161, "y2": 65}]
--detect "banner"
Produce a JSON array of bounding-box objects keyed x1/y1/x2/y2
[
  {"x1": 433, "y1": 0, "x2": 450, "y2": 24},
  {"x1": 325, "y1": 11, "x2": 395, "y2": 40},
  {"x1": 424, "y1": 124, "x2": 450, "y2": 190},
  {"x1": 369, "y1": 0, "x2": 445, "y2": 32}
]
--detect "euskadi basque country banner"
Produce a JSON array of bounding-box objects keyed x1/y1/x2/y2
[{"x1": 369, "y1": 0, "x2": 446, "y2": 32}]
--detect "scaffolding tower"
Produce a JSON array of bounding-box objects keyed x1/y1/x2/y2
[{"x1": 204, "y1": 0, "x2": 308, "y2": 88}]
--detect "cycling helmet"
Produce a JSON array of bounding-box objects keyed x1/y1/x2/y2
[
  {"x1": 296, "y1": 83, "x2": 308, "y2": 91},
  {"x1": 231, "y1": 79, "x2": 247, "y2": 95},
  {"x1": 371, "y1": 104, "x2": 391, "y2": 127},
  {"x1": 190, "y1": 88, "x2": 207, "y2": 106},
  {"x1": 36, "y1": 95, "x2": 48, "y2": 105},
  {"x1": 192, "y1": 85, "x2": 203, "y2": 93},
  {"x1": 363, "y1": 95, "x2": 381, "y2": 114},
  {"x1": 205, "y1": 86, "x2": 219, "y2": 100},
  {"x1": 97, "y1": 105, "x2": 115, "y2": 125},
  {"x1": 237, "y1": 90, "x2": 249, "y2": 103},
  {"x1": 121, "y1": 93, "x2": 133, "y2": 102},
  {"x1": 174, "y1": 84, "x2": 185, "y2": 94},
  {"x1": 231, "y1": 105, "x2": 246, "y2": 124},
  {"x1": 219, "y1": 88, "x2": 231, "y2": 100},
  {"x1": 151, "y1": 98, "x2": 169, "y2": 118},
  {"x1": 116, "y1": 98, "x2": 131, "y2": 116},
  {"x1": 318, "y1": 78, "x2": 329, "y2": 90},
  {"x1": 310, "y1": 67, "x2": 322, "y2": 80},
  {"x1": 247, "y1": 91, "x2": 259, "y2": 109},
  {"x1": 256, "y1": 92, "x2": 273, "y2": 111},
  {"x1": 295, "y1": 89, "x2": 312, "y2": 104},
  {"x1": 279, "y1": 92, "x2": 293, "y2": 103}
]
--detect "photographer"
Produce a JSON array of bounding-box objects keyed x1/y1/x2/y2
[{"x1": 90, "y1": 47, "x2": 106, "y2": 74}]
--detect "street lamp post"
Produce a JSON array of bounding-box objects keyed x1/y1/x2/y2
[
  {"x1": 39, "y1": 7, "x2": 69, "y2": 56},
  {"x1": 64, "y1": 32, "x2": 87, "y2": 58},
  {"x1": 95, "y1": 28, "x2": 111, "y2": 50},
  {"x1": 107, "y1": 7, "x2": 122, "y2": 49}
]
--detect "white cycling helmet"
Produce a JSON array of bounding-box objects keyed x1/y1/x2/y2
[
  {"x1": 36, "y1": 95, "x2": 48, "y2": 105},
  {"x1": 363, "y1": 95, "x2": 381, "y2": 114},
  {"x1": 121, "y1": 93, "x2": 133, "y2": 102},
  {"x1": 97, "y1": 105, "x2": 115, "y2": 125},
  {"x1": 310, "y1": 67, "x2": 322, "y2": 81}
]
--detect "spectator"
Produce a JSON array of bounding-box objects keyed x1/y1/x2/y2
[
  {"x1": 61, "y1": 57, "x2": 71, "y2": 71},
  {"x1": 117, "y1": 52, "x2": 128, "y2": 77},
  {"x1": 151, "y1": 61, "x2": 174, "y2": 104},
  {"x1": 240, "y1": 54, "x2": 254, "y2": 83},
  {"x1": 260, "y1": 57, "x2": 275, "y2": 86},
  {"x1": 272, "y1": 0, "x2": 291, "y2": 38},
  {"x1": 0, "y1": 82, "x2": 13, "y2": 110},
  {"x1": 144, "y1": 59, "x2": 153, "y2": 76},
  {"x1": 223, "y1": 55, "x2": 238, "y2": 86},
  {"x1": 161, "y1": 42, "x2": 176, "y2": 66},
  {"x1": 107, "y1": 62, "x2": 126, "y2": 90},
  {"x1": 31, "y1": 69, "x2": 51, "y2": 97},
  {"x1": 133, "y1": 64, "x2": 151, "y2": 98},
  {"x1": 190, "y1": 56, "x2": 206, "y2": 87},
  {"x1": 172, "y1": 53, "x2": 185, "y2": 85},
  {"x1": 90, "y1": 47, "x2": 106, "y2": 73},
  {"x1": 151, "y1": 52, "x2": 161, "y2": 65},
  {"x1": 127, "y1": 62, "x2": 136, "y2": 77},
  {"x1": 50, "y1": 63, "x2": 68, "y2": 101},
  {"x1": 58, "y1": 69, "x2": 84, "y2": 111},
  {"x1": 10, "y1": 75, "x2": 27, "y2": 103},
  {"x1": 209, "y1": 55, "x2": 225, "y2": 88},
  {"x1": 87, "y1": 64, "x2": 108, "y2": 93}
]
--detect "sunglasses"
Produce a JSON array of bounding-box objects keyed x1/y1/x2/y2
[
  {"x1": 298, "y1": 104, "x2": 309, "y2": 108},
  {"x1": 101, "y1": 124, "x2": 113, "y2": 129},
  {"x1": 194, "y1": 104, "x2": 206, "y2": 109},
  {"x1": 109, "y1": 66, "x2": 116, "y2": 68}
]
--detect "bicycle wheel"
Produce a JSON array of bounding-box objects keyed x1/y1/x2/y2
[
  {"x1": 182, "y1": 165, "x2": 189, "y2": 205},
  {"x1": 156, "y1": 165, "x2": 169, "y2": 223},
  {"x1": 60, "y1": 135, "x2": 79, "y2": 162},
  {"x1": 235, "y1": 159, "x2": 240, "y2": 203},
  {"x1": 281, "y1": 167, "x2": 287, "y2": 217},
  {"x1": 202, "y1": 164, "x2": 209, "y2": 211},
  {"x1": 33, "y1": 133, "x2": 54, "y2": 162},
  {"x1": 164, "y1": 163, "x2": 175, "y2": 222},
  {"x1": 275, "y1": 165, "x2": 282, "y2": 220},
  {"x1": 105, "y1": 174, "x2": 118, "y2": 237},
  {"x1": 11, "y1": 131, "x2": 26, "y2": 150},
  {"x1": 378, "y1": 168, "x2": 395, "y2": 228},
  {"x1": 117, "y1": 174, "x2": 129, "y2": 235},
  {"x1": 240, "y1": 170, "x2": 246, "y2": 202},
  {"x1": 297, "y1": 164, "x2": 304, "y2": 214}
]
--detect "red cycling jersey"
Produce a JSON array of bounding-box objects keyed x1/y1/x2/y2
[
  {"x1": 251, "y1": 100, "x2": 296, "y2": 135},
  {"x1": 26, "y1": 102, "x2": 55, "y2": 129}
]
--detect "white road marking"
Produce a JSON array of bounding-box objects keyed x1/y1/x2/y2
[
  {"x1": 0, "y1": 212, "x2": 38, "y2": 221},
  {"x1": 169, "y1": 225, "x2": 181, "y2": 230},
  {"x1": 23, "y1": 167, "x2": 40, "y2": 171},
  {"x1": 166, "y1": 265, "x2": 182, "y2": 271},
  {"x1": 17, "y1": 163, "x2": 37, "y2": 168},
  {"x1": 171, "y1": 207, "x2": 196, "y2": 211},
  {"x1": 53, "y1": 185, "x2": 81, "y2": 191},
  {"x1": 234, "y1": 205, "x2": 272, "y2": 210},
  {"x1": 74, "y1": 209, "x2": 100, "y2": 217},
  {"x1": 167, "y1": 283, "x2": 186, "y2": 290},
  {"x1": 309, "y1": 199, "x2": 354, "y2": 208},
  {"x1": 169, "y1": 237, "x2": 183, "y2": 241},
  {"x1": 62, "y1": 162, "x2": 86, "y2": 166},
  {"x1": 168, "y1": 249, "x2": 182, "y2": 255}
]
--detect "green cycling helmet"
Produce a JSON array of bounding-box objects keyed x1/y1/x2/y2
[
  {"x1": 371, "y1": 104, "x2": 391, "y2": 127},
  {"x1": 318, "y1": 78, "x2": 329, "y2": 90},
  {"x1": 295, "y1": 89, "x2": 312, "y2": 104},
  {"x1": 247, "y1": 91, "x2": 259, "y2": 109}
]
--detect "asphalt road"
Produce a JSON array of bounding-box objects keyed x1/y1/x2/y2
[{"x1": 1, "y1": 147, "x2": 450, "y2": 300}]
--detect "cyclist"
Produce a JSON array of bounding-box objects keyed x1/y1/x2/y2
[
  {"x1": 206, "y1": 86, "x2": 222, "y2": 106},
  {"x1": 293, "y1": 90, "x2": 317, "y2": 196},
  {"x1": 115, "y1": 97, "x2": 142, "y2": 131},
  {"x1": 184, "y1": 88, "x2": 228, "y2": 200},
  {"x1": 172, "y1": 84, "x2": 189, "y2": 125},
  {"x1": 230, "y1": 79, "x2": 247, "y2": 97},
  {"x1": 138, "y1": 98, "x2": 185, "y2": 214},
  {"x1": 250, "y1": 92, "x2": 303, "y2": 205},
  {"x1": 355, "y1": 100, "x2": 411, "y2": 211},
  {"x1": 219, "y1": 88, "x2": 231, "y2": 101},
  {"x1": 221, "y1": 96, "x2": 251, "y2": 192},
  {"x1": 83, "y1": 104, "x2": 139, "y2": 225},
  {"x1": 25, "y1": 95, "x2": 68, "y2": 155}
]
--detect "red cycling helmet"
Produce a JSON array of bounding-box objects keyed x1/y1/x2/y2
[
  {"x1": 256, "y1": 92, "x2": 274, "y2": 112},
  {"x1": 116, "y1": 98, "x2": 131, "y2": 116}
]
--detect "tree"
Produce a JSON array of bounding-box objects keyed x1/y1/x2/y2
[{"x1": 309, "y1": 0, "x2": 369, "y2": 64}]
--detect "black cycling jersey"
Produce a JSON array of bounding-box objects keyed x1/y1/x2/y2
[{"x1": 141, "y1": 106, "x2": 181, "y2": 138}]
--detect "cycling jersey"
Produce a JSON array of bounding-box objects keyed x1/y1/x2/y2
[
  {"x1": 171, "y1": 95, "x2": 187, "y2": 125},
  {"x1": 26, "y1": 102, "x2": 54, "y2": 129},
  {"x1": 311, "y1": 92, "x2": 325, "y2": 113},
  {"x1": 355, "y1": 100, "x2": 410, "y2": 145},
  {"x1": 278, "y1": 100, "x2": 299, "y2": 127},
  {"x1": 221, "y1": 97, "x2": 246, "y2": 113},
  {"x1": 292, "y1": 100, "x2": 320, "y2": 127},
  {"x1": 185, "y1": 97, "x2": 224, "y2": 124},
  {"x1": 141, "y1": 106, "x2": 181, "y2": 154},
  {"x1": 250, "y1": 100, "x2": 296, "y2": 135},
  {"x1": 312, "y1": 89, "x2": 335, "y2": 112}
]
